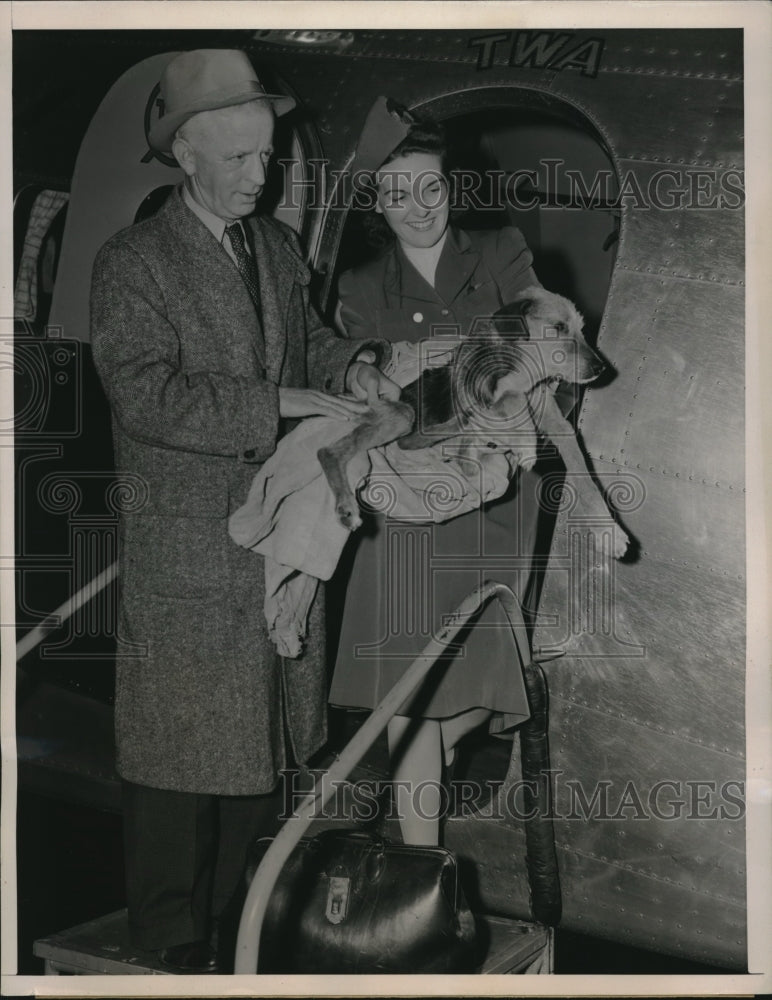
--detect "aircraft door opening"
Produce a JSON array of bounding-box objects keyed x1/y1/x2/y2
[{"x1": 328, "y1": 97, "x2": 620, "y2": 787}]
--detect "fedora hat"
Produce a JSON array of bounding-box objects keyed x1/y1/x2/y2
[{"x1": 149, "y1": 49, "x2": 296, "y2": 154}]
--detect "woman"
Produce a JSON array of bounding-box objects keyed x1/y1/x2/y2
[{"x1": 329, "y1": 99, "x2": 543, "y2": 845}]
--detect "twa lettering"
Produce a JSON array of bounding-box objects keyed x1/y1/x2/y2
[{"x1": 470, "y1": 31, "x2": 605, "y2": 79}]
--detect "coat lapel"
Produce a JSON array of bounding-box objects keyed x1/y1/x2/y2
[
  {"x1": 382, "y1": 246, "x2": 403, "y2": 309},
  {"x1": 163, "y1": 188, "x2": 266, "y2": 372},
  {"x1": 248, "y1": 217, "x2": 294, "y2": 383},
  {"x1": 392, "y1": 244, "x2": 437, "y2": 305},
  {"x1": 434, "y1": 228, "x2": 482, "y2": 307},
  {"x1": 385, "y1": 228, "x2": 484, "y2": 309}
]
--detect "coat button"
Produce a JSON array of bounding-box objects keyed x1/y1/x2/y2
[
  {"x1": 412, "y1": 312, "x2": 423, "y2": 323},
  {"x1": 243, "y1": 448, "x2": 257, "y2": 460},
  {"x1": 441, "y1": 309, "x2": 449, "y2": 316},
  {"x1": 323, "y1": 375, "x2": 333, "y2": 390}
]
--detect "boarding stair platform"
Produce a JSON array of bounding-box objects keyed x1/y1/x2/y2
[{"x1": 34, "y1": 907, "x2": 552, "y2": 976}]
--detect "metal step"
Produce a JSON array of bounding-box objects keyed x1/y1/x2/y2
[{"x1": 34, "y1": 908, "x2": 552, "y2": 975}]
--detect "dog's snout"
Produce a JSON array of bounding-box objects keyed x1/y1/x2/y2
[
  {"x1": 589, "y1": 342, "x2": 608, "y2": 373},
  {"x1": 567, "y1": 339, "x2": 608, "y2": 384}
]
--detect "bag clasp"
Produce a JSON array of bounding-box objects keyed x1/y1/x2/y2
[{"x1": 325, "y1": 875, "x2": 351, "y2": 924}]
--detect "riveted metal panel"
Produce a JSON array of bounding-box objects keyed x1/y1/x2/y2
[
  {"x1": 444, "y1": 818, "x2": 533, "y2": 919},
  {"x1": 446, "y1": 786, "x2": 746, "y2": 970},
  {"x1": 579, "y1": 273, "x2": 744, "y2": 488},
  {"x1": 546, "y1": 710, "x2": 746, "y2": 968},
  {"x1": 533, "y1": 553, "x2": 743, "y2": 752},
  {"x1": 253, "y1": 29, "x2": 743, "y2": 170},
  {"x1": 259, "y1": 28, "x2": 742, "y2": 80},
  {"x1": 549, "y1": 73, "x2": 743, "y2": 167},
  {"x1": 578, "y1": 470, "x2": 744, "y2": 578},
  {"x1": 528, "y1": 23, "x2": 746, "y2": 941},
  {"x1": 545, "y1": 630, "x2": 745, "y2": 762},
  {"x1": 547, "y1": 715, "x2": 745, "y2": 872},
  {"x1": 252, "y1": 46, "x2": 560, "y2": 171},
  {"x1": 535, "y1": 250, "x2": 746, "y2": 750},
  {"x1": 257, "y1": 28, "x2": 568, "y2": 77},
  {"x1": 553, "y1": 841, "x2": 746, "y2": 969},
  {"x1": 446, "y1": 675, "x2": 745, "y2": 967},
  {"x1": 307, "y1": 29, "x2": 498, "y2": 66},
  {"x1": 590, "y1": 29, "x2": 743, "y2": 81},
  {"x1": 612, "y1": 162, "x2": 745, "y2": 282}
]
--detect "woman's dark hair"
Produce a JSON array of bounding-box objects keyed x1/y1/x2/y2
[
  {"x1": 361, "y1": 118, "x2": 450, "y2": 251},
  {"x1": 382, "y1": 119, "x2": 448, "y2": 172}
]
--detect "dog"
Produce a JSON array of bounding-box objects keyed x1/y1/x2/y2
[{"x1": 317, "y1": 287, "x2": 629, "y2": 558}]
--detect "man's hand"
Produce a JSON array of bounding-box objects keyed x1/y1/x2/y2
[
  {"x1": 278, "y1": 387, "x2": 369, "y2": 420},
  {"x1": 345, "y1": 361, "x2": 401, "y2": 404}
]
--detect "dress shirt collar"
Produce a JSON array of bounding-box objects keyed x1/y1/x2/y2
[{"x1": 182, "y1": 183, "x2": 247, "y2": 252}]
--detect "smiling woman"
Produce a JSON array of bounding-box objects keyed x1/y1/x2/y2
[
  {"x1": 328, "y1": 101, "x2": 544, "y2": 847},
  {"x1": 375, "y1": 149, "x2": 450, "y2": 287}
]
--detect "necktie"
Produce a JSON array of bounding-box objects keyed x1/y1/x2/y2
[{"x1": 226, "y1": 223, "x2": 261, "y2": 310}]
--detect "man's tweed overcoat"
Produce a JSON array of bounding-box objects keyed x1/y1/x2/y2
[{"x1": 91, "y1": 186, "x2": 376, "y2": 795}]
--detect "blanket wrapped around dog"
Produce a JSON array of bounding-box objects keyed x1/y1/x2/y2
[{"x1": 228, "y1": 413, "x2": 520, "y2": 657}]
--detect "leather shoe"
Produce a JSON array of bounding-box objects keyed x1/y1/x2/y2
[{"x1": 159, "y1": 940, "x2": 219, "y2": 973}]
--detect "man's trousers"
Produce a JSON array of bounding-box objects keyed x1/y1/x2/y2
[{"x1": 121, "y1": 779, "x2": 285, "y2": 956}]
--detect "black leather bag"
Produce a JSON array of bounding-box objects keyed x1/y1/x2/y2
[{"x1": 245, "y1": 829, "x2": 478, "y2": 974}]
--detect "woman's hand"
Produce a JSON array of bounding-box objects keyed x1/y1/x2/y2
[
  {"x1": 278, "y1": 387, "x2": 369, "y2": 420},
  {"x1": 345, "y1": 361, "x2": 402, "y2": 404}
]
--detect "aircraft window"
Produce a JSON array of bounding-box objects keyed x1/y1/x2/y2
[{"x1": 14, "y1": 187, "x2": 69, "y2": 334}]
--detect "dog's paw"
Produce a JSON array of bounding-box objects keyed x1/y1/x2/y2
[
  {"x1": 612, "y1": 526, "x2": 630, "y2": 559},
  {"x1": 336, "y1": 499, "x2": 362, "y2": 532},
  {"x1": 591, "y1": 521, "x2": 629, "y2": 559}
]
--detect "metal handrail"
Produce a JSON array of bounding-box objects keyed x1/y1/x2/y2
[
  {"x1": 233, "y1": 580, "x2": 527, "y2": 975},
  {"x1": 15, "y1": 561, "x2": 118, "y2": 662}
]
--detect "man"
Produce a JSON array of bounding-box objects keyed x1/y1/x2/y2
[{"x1": 90, "y1": 49, "x2": 396, "y2": 973}]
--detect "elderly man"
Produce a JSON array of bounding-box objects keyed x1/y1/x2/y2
[{"x1": 91, "y1": 49, "x2": 395, "y2": 972}]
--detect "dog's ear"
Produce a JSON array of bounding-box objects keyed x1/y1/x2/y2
[
  {"x1": 495, "y1": 285, "x2": 548, "y2": 324},
  {"x1": 491, "y1": 301, "x2": 531, "y2": 339}
]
